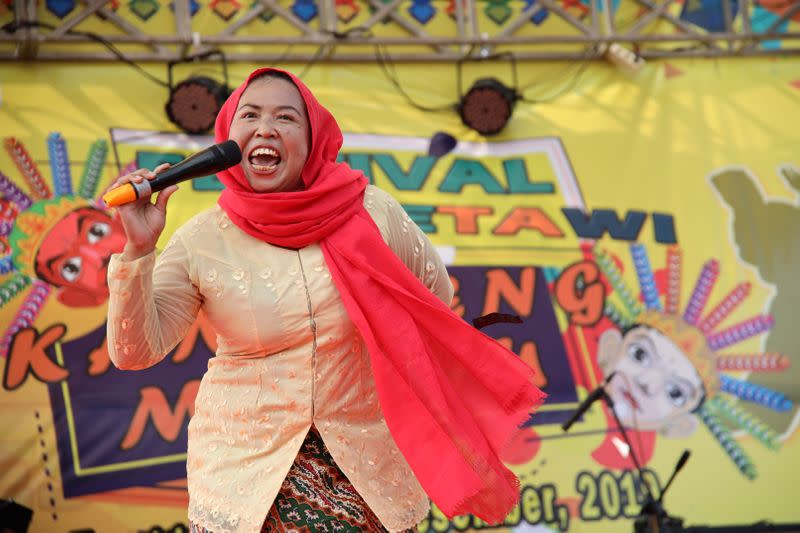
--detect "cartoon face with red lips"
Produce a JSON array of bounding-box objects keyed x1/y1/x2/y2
[
  {"x1": 597, "y1": 325, "x2": 705, "y2": 438},
  {"x1": 33, "y1": 207, "x2": 126, "y2": 307}
]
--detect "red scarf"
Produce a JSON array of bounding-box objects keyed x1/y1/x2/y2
[{"x1": 215, "y1": 68, "x2": 546, "y2": 524}]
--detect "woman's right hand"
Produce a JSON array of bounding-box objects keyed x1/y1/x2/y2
[{"x1": 105, "y1": 163, "x2": 180, "y2": 261}]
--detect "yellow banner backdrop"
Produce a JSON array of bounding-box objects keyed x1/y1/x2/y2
[{"x1": 1, "y1": 57, "x2": 799, "y2": 533}]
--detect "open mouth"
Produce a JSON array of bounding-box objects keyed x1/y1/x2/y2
[{"x1": 248, "y1": 146, "x2": 281, "y2": 173}]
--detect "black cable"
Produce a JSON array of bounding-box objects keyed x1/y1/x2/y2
[
  {"x1": 519, "y1": 46, "x2": 598, "y2": 104},
  {"x1": 2, "y1": 21, "x2": 170, "y2": 88},
  {"x1": 518, "y1": 45, "x2": 596, "y2": 91},
  {"x1": 519, "y1": 61, "x2": 592, "y2": 104},
  {"x1": 296, "y1": 27, "x2": 375, "y2": 79},
  {"x1": 455, "y1": 49, "x2": 518, "y2": 99},
  {"x1": 1, "y1": 19, "x2": 596, "y2": 113},
  {"x1": 268, "y1": 44, "x2": 296, "y2": 69},
  {"x1": 297, "y1": 42, "x2": 331, "y2": 79},
  {"x1": 373, "y1": 44, "x2": 457, "y2": 113}
]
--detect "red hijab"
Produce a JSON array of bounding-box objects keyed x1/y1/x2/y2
[{"x1": 215, "y1": 68, "x2": 545, "y2": 524}]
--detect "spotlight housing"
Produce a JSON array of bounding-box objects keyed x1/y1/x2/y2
[
  {"x1": 165, "y1": 76, "x2": 230, "y2": 134},
  {"x1": 458, "y1": 77, "x2": 518, "y2": 136}
]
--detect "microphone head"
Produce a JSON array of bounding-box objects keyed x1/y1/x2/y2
[
  {"x1": 676, "y1": 449, "x2": 691, "y2": 471},
  {"x1": 215, "y1": 140, "x2": 242, "y2": 165}
]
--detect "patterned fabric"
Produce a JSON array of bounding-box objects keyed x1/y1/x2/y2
[{"x1": 190, "y1": 426, "x2": 415, "y2": 533}]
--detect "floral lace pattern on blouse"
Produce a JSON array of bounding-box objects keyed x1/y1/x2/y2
[{"x1": 107, "y1": 185, "x2": 453, "y2": 533}]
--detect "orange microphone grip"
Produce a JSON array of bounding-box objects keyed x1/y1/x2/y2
[{"x1": 102, "y1": 183, "x2": 140, "y2": 208}]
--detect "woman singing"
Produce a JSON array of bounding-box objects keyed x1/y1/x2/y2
[{"x1": 106, "y1": 68, "x2": 545, "y2": 533}]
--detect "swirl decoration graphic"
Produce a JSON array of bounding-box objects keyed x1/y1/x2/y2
[
  {"x1": 0, "y1": 135, "x2": 133, "y2": 356},
  {"x1": 595, "y1": 243, "x2": 791, "y2": 479}
]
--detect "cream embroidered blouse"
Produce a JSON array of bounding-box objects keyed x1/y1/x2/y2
[{"x1": 106, "y1": 185, "x2": 454, "y2": 533}]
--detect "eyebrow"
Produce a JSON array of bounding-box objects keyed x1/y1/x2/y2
[
  {"x1": 45, "y1": 255, "x2": 63, "y2": 276},
  {"x1": 76, "y1": 212, "x2": 94, "y2": 236},
  {"x1": 632, "y1": 332, "x2": 658, "y2": 353},
  {"x1": 237, "y1": 103, "x2": 302, "y2": 115},
  {"x1": 673, "y1": 376, "x2": 701, "y2": 397},
  {"x1": 44, "y1": 214, "x2": 81, "y2": 274},
  {"x1": 43, "y1": 211, "x2": 97, "y2": 275}
]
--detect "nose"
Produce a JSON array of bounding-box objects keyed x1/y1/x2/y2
[
  {"x1": 80, "y1": 245, "x2": 105, "y2": 267},
  {"x1": 255, "y1": 119, "x2": 277, "y2": 138},
  {"x1": 636, "y1": 370, "x2": 661, "y2": 397}
]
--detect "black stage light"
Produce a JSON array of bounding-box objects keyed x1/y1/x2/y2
[
  {"x1": 458, "y1": 77, "x2": 519, "y2": 136},
  {"x1": 165, "y1": 50, "x2": 231, "y2": 135},
  {"x1": 0, "y1": 499, "x2": 33, "y2": 533},
  {"x1": 165, "y1": 76, "x2": 230, "y2": 135}
]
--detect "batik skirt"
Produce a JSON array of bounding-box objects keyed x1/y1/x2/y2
[{"x1": 190, "y1": 426, "x2": 416, "y2": 533}]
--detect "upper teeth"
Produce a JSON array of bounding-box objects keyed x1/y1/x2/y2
[{"x1": 251, "y1": 147, "x2": 278, "y2": 157}]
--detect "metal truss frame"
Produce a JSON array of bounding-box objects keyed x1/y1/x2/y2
[{"x1": 2, "y1": 0, "x2": 799, "y2": 62}]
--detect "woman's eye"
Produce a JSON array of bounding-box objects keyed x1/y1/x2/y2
[
  {"x1": 61, "y1": 257, "x2": 82, "y2": 282},
  {"x1": 87, "y1": 222, "x2": 111, "y2": 244},
  {"x1": 277, "y1": 113, "x2": 294, "y2": 121},
  {"x1": 665, "y1": 382, "x2": 687, "y2": 407},
  {"x1": 627, "y1": 342, "x2": 651, "y2": 367}
]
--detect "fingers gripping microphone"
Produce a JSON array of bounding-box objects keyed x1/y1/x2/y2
[{"x1": 103, "y1": 140, "x2": 242, "y2": 207}]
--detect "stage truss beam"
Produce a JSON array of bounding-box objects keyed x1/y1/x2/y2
[{"x1": 1, "y1": 0, "x2": 799, "y2": 61}]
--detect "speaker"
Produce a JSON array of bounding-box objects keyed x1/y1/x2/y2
[{"x1": 0, "y1": 499, "x2": 33, "y2": 533}]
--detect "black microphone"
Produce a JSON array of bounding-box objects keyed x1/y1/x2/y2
[
  {"x1": 103, "y1": 140, "x2": 241, "y2": 207},
  {"x1": 561, "y1": 371, "x2": 617, "y2": 432},
  {"x1": 657, "y1": 449, "x2": 691, "y2": 504},
  {"x1": 674, "y1": 449, "x2": 690, "y2": 471}
]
